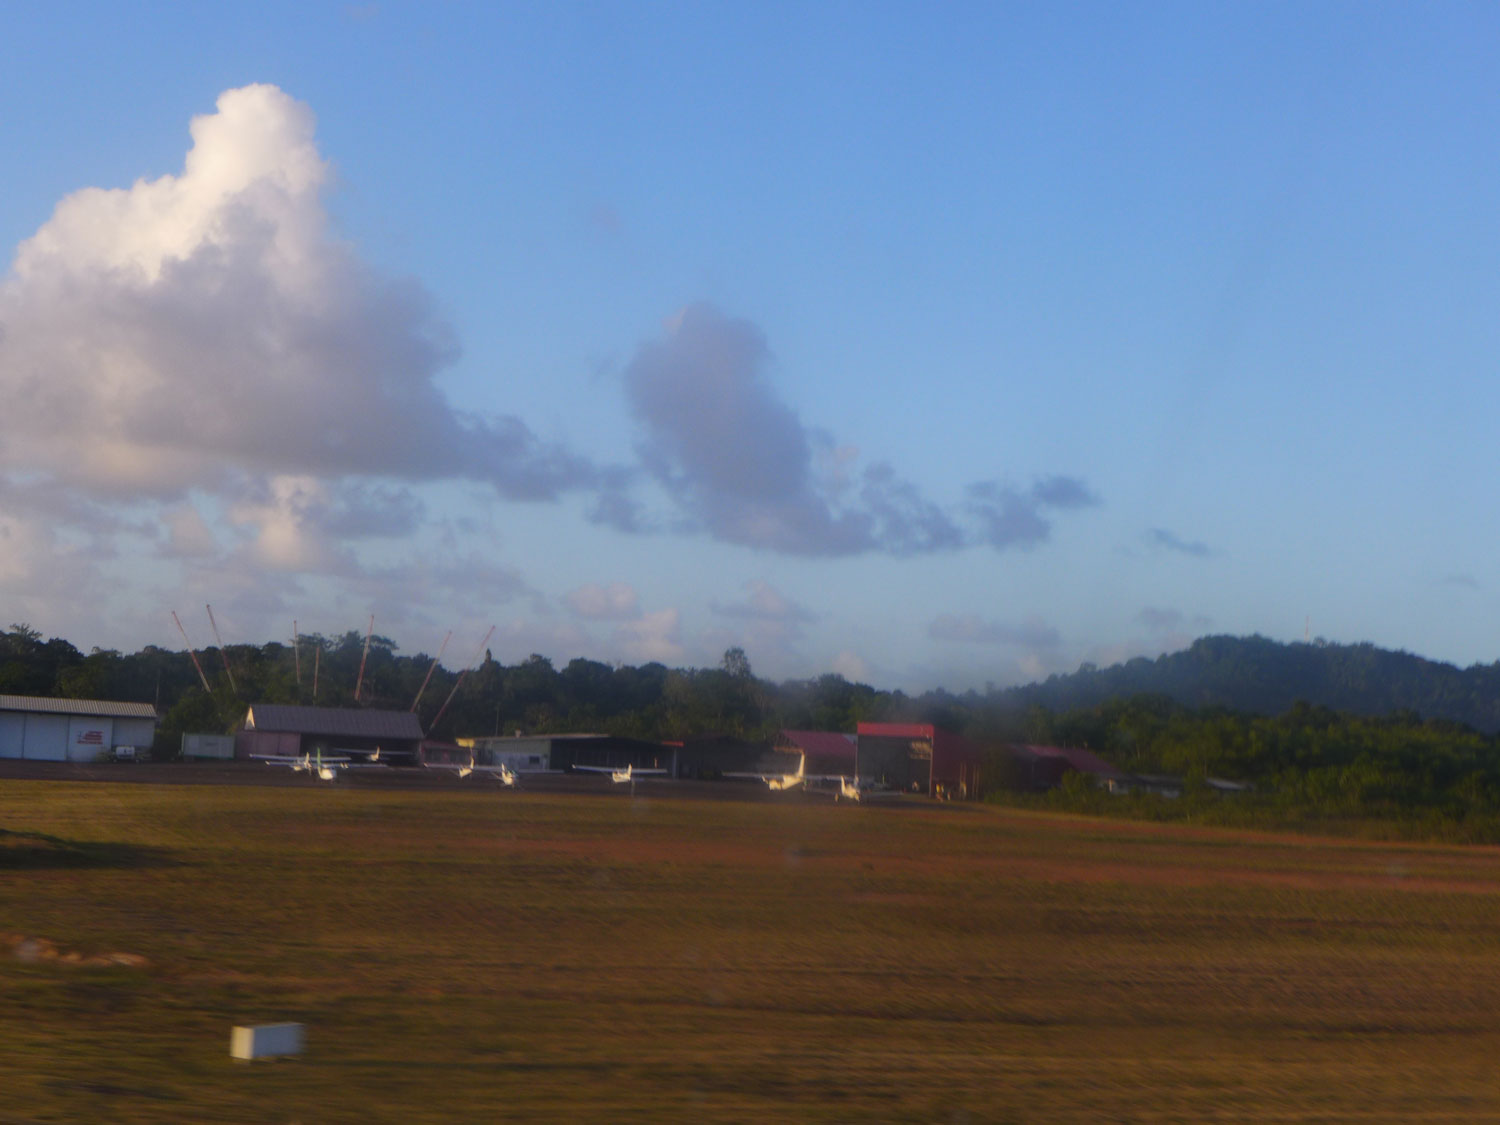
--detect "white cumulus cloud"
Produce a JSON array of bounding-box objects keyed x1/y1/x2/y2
[
  {"x1": 0, "y1": 83, "x2": 594, "y2": 502},
  {"x1": 612, "y1": 608, "x2": 684, "y2": 664}
]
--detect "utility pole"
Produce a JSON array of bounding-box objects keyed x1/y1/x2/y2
[
  {"x1": 205, "y1": 604, "x2": 238, "y2": 694},
  {"x1": 355, "y1": 615, "x2": 374, "y2": 703},
  {"x1": 410, "y1": 631, "x2": 453, "y2": 713},
  {"x1": 172, "y1": 611, "x2": 212, "y2": 694},
  {"x1": 430, "y1": 625, "x2": 495, "y2": 732}
]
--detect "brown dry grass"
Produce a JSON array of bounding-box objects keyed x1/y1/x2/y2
[{"x1": 2, "y1": 780, "x2": 1500, "y2": 1122}]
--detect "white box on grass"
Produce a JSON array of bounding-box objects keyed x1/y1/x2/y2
[{"x1": 230, "y1": 1022, "x2": 304, "y2": 1060}]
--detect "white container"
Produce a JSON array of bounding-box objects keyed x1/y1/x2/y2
[{"x1": 230, "y1": 1023, "x2": 304, "y2": 1060}]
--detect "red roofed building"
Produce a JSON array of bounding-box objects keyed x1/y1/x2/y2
[
  {"x1": 775, "y1": 729, "x2": 857, "y2": 776},
  {"x1": 1004, "y1": 744, "x2": 1127, "y2": 791},
  {"x1": 855, "y1": 722, "x2": 986, "y2": 799}
]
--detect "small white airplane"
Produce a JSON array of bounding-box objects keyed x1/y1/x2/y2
[
  {"x1": 254, "y1": 748, "x2": 350, "y2": 782},
  {"x1": 826, "y1": 775, "x2": 903, "y2": 803},
  {"x1": 765, "y1": 754, "x2": 806, "y2": 791},
  {"x1": 574, "y1": 763, "x2": 668, "y2": 785},
  {"x1": 424, "y1": 754, "x2": 557, "y2": 787},
  {"x1": 728, "y1": 753, "x2": 817, "y2": 792}
]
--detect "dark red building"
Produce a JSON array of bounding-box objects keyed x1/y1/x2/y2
[{"x1": 855, "y1": 722, "x2": 986, "y2": 799}]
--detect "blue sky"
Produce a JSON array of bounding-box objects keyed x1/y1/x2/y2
[{"x1": 2, "y1": 3, "x2": 1498, "y2": 690}]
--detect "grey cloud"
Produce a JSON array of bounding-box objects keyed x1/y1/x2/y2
[
  {"x1": 588, "y1": 488, "x2": 655, "y2": 534},
  {"x1": 0, "y1": 476, "x2": 154, "y2": 537},
  {"x1": 966, "y1": 483, "x2": 1050, "y2": 549},
  {"x1": 1136, "y1": 607, "x2": 1212, "y2": 633},
  {"x1": 1136, "y1": 607, "x2": 1184, "y2": 631},
  {"x1": 565, "y1": 582, "x2": 641, "y2": 621},
  {"x1": 1146, "y1": 527, "x2": 1213, "y2": 558},
  {"x1": 1442, "y1": 573, "x2": 1480, "y2": 590},
  {"x1": 1030, "y1": 475, "x2": 1100, "y2": 509},
  {"x1": 357, "y1": 555, "x2": 536, "y2": 608},
  {"x1": 966, "y1": 476, "x2": 1097, "y2": 551},
  {"x1": 309, "y1": 484, "x2": 425, "y2": 539},
  {"x1": 927, "y1": 613, "x2": 1061, "y2": 648},
  {"x1": 858, "y1": 463, "x2": 966, "y2": 554},
  {"x1": 711, "y1": 580, "x2": 815, "y2": 623},
  {"x1": 623, "y1": 303, "x2": 873, "y2": 555},
  {"x1": 620, "y1": 303, "x2": 1097, "y2": 557}
]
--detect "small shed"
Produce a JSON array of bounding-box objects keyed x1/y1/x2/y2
[
  {"x1": 235, "y1": 704, "x2": 423, "y2": 760},
  {"x1": 0, "y1": 695, "x2": 158, "y2": 761}
]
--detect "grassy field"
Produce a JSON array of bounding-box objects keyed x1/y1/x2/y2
[{"x1": 4, "y1": 779, "x2": 1500, "y2": 1122}]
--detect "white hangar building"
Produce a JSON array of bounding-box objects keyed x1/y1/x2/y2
[{"x1": 0, "y1": 695, "x2": 159, "y2": 761}]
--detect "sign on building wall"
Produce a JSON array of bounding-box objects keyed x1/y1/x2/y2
[{"x1": 67, "y1": 717, "x2": 114, "y2": 762}]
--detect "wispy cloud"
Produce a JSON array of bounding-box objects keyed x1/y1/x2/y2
[
  {"x1": 612, "y1": 608, "x2": 684, "y2": 664},
  {"x1": 927, "y1": 613, "x2": 1061, "y2": 648},
  {"x1": 967, "y1": 477, "x2": 1100, "y2": 551},
  {"x1": 1145, "y1": 527, "x2": 1213, "y2": 558},
  {"x1": 565, "y1": 582, "x2": 641, "y2": 621},
  {"x1": 711, "y1": 580, "x2": 815, "y2": 623},
  {"x1": 1136, "y1": 606, "x2": 1212, "y2": 634}
]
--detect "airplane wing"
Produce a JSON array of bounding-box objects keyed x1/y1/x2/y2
[
  {"x1": 422, "y1": 761, "x2": 559, "y2": 779},
  {"x1": 253, "y1": 754, "x2": 351, "y2": 767},
  {"x1": 255, "y1": 759, "x2": 354, "y2": 768}
]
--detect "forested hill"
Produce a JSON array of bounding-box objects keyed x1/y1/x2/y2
[
  {"x1": 1004, "y1": 635, "x2": 1500, "y2": 731},
  {"x1": 5, "y1": 622, "x2": 1500, "y2": 743}
]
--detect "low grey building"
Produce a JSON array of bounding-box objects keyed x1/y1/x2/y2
[
  {"x1": 235, "y1": 704, "x2": 424, "y2": 760},
  {"x1": 0, "y1": 695, "x2": 158, "y2": 761}
]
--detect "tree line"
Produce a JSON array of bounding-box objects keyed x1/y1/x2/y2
[
  {"x1": 0, "y1": 624, "x2": 914, "y2": 751},
  {"x1": 9, "y1": 622, "x2": 1500, "y2": 838}
]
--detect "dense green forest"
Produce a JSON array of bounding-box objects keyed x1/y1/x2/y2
[
  {"x1": 10, "y1": 625, "x2": 1499, "y2": 741},
  {"x1": 8, "y1": 623, "x2": 1500, "y2": 838},
  {"x1": 1001, "y1": 692, "x2": 1500, "y2": 842},
  {"x1": 1006, "y1": 633, "x2": 1500, "y2": 732}
]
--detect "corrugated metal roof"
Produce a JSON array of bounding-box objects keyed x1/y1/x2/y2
[
  {"x1": 244, "y1": 704, "x2": 424, "y2": 740},
  {"x1": 0, "y1": 694, "x2": 158, "y2": 719}
]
